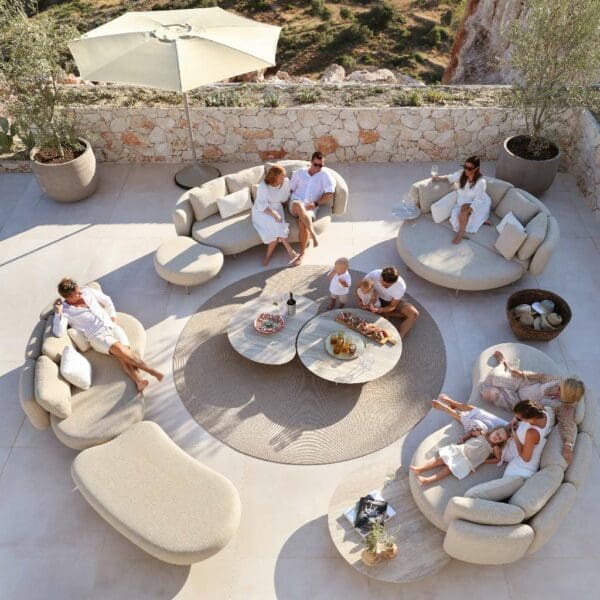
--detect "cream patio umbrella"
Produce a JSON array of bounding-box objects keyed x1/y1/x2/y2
[{"x1": 69, "y1": 7, "x2": 280, "y2": 188}]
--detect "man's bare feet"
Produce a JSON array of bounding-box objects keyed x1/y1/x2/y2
[
  {"x1": 293, "y1": 253, "x2": 304, "y2": 266},
  {"x1": 417, "y1": 475, "x2": 434, "y2": 486},
  {"x1": 493, "y1": 350, "x2": 505, "y2": 364},
  {"x1": 136, "y1": 379, "x2": 149, "y2": 393},
  {"x1": 409, "y1": 465, "x2": 424, "y2": 474},
  {"x1": 438, "y1": 393, "x2": 451, "y2": 403},
  {"x1": 432, "y1": 398, "x2": 444, "y2": 410}
]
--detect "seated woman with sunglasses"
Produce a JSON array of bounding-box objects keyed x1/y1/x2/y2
[{"x1": 432, "y1": 156, "x2": 492, "y2": 244}]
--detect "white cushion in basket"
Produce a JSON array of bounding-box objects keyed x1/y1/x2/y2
[
  {"x1": 431, "y1": 191, "x2": 457, "y2": 223},
  {"x1": 495, "y1": 221, "x2": 527, "y2": 260},
  {"x1": 60, "y1": 346, "x2": 92, "y2": 390},
  {"x1": 216, "y1": 188, "x2": 252, "y2": 219},
  {"x1": 67, "y1": 328, "x2": 91, "y2": 352},
  {"x1": 496, "y1": 211, "x2": 524, "y2": 234}
]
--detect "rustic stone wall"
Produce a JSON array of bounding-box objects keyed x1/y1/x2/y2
[{"x1": 569, "y1": 110, "x2": 600, "y2": 210}]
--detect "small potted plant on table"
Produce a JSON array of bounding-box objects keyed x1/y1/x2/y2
[
  {"x1": 361, "y1": 523, "x2": 398, "y2": 566},
  {"x1": 496, "y1": 0, "x2": 600, "y2": 196}
]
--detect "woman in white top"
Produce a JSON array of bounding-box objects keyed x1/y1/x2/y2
[
  {"x1": 432, "y1": 156, "x2": 492, "y2": 244},
  {"x1": 503, "y1": 399, "x2": 554, "y2": 479},
  {"x1": 252, "y1": 165, "x2": 299, "y2": 267}
]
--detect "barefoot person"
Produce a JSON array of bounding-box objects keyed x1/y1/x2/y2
[
  {"x1": 52, "y1": 278, "x2": 163, "y2": 392},
  {"x1": 289, "y1": 151, "x2": 336, "y2": 264},
  {"x1": 365, "y1": 266, "x2": 419, "y2": 338},
  {"x1": 252, "y1": 165, "x2": 299, "y2": 267},
  {"x1": 480, "y1": 350, "x2": 584, "y2": 464},
  {"x1": 432, "y1": 156, "x2": 491, "y2": 244}
]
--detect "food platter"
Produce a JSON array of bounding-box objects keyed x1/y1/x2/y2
[
  {"x1": 254, "y1": 312, "x2": 285, "y2": 335},
  {"x1": 335, "y1": 311, "x2": 397, "y2": 345},
  {"x1": 325, "y1": 332, "x2": 366, "y2": 361}
]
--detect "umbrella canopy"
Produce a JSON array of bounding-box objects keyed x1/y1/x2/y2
[{"x1": 68, "y1": 7, "x2": 280, "y2": 92}]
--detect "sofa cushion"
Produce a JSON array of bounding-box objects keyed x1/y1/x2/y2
[
  {"x1": 19, "y1": 358, "x2": 50, "y2": 430},
  {"x1": 41, "y1": 315, "x2": 74, "y2": 363},
  {"x1": 517, "y1": 211, "x2": 548, "y2": 261},
  {"x1": 574, "y1": 396, "x2": 585, "y2": 425},
  {"x1": 527, "y1": 483, "x2": 577, "y2": 555},
  {"x1": 71, "y1": 421, "x2": 241, "y2": 564},
  {"x1": 496, "y1": 188, "x2": 540, "y2": 225},
  {"x1": 217, "y1": 187, "x2": 252, "y2": 219},
  {"x1": 465, "y1": 476, "x2": 524, "y2": 501},
  {"x1": 192, "y1": 211, "x2": 261, "y2": 255},
  {"x1": 412, "y1": 178, "x2": 454, "y2": 213},
  {"x1": 508, "y1": 465, "x2": 564, "y2": 519},
  {"x1": 444, "y1": 496, "x2": 525, "y2": 526},
  {"x1": 265, "y1": 160, "x2": 309, "y2": 179},
  {"x1": 60, "y1": 346, "x2": 92, "y2": 390},
  {"x1": 397, "y1": 216, "x2": 524, "y2": 291},
  {"x1": 564, "y1": 432, "x2": 593, "y2": 489},
  {"x1": 540, "y1": 426, "x2": 569, "y2": 470},
  {"x1": 68, "y1": 328, "x2": 91, "y2": 353},
  {"x1": 431, "y1": 191, "x2": 457, "y2": 223},
  {"x1": 484, "y1": 177, "x2": 514, "y2": 209},
  {"x1": 188, "y1": 178, "x2": 228, "y2": 221},
  {"x1": 24, "y1": 319, "x2": 46, "y2": 360},
  {"x1": 225, "y1": 165, "x2": 263, "y2": 194},
  {"x1": 580, "y1": 396, "x2": 597, "y2": 437},
  {"x1": 495, "y1": 221, "x2": 528, "y2": 260},
  {"x1": 35, "y1": 355, "x2": 72, "y2": 419}
]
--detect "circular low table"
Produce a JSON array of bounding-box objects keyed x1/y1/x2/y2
[
  {"x1": 296, "y1": 309, "x2": 402, "y2": 384},
  {"x1": 154, "y1": 237, "x2": 224, "y2": 293},
  {"x1": 328, "y1": 463, "x2": 451, "y2": 583},
  {"x1": 227, "y1": 295, "x2": 318, "y2": 365}
]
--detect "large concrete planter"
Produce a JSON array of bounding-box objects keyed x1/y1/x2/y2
[
  {"x1": 495, "y1": 135, "x2": 561, "y2": 196},
  {"x1": 30, "y1": 138, "x2": 98, "y2": 203}
]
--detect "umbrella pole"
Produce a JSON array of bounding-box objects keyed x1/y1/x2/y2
[{"x1": 174, "y1": 91, "x2": 221, "y2": 189}]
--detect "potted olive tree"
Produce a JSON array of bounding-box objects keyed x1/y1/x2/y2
[
  {"x1": 0, "y1": 0, "x2": 97, "y2": 202},
  {"x1": 496, "y1": 0, "x2": 600, "y2": 196}
]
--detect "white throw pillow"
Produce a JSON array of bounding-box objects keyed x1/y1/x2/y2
[
  {"x1": 60, "y1": 346, "x2": 92, "y2": 390},
  {"x1": 67, "y1": 328, "x2": 91, "y2": 352},
  {"x1": 495, "y1": 221, "x2": 528, "y2": 260},
  {"x1": 216, "y1": 188, "x2": 252, "y2": 219},
  {"x1": 496, "y1": 211, "x2": 525, "y2": 234},
  {"x1": 517, "y1": 211, "x2": 548, "y2": 261},
  {"x1": 430, "y1": 191, "x2": 457, "y2": 223}
]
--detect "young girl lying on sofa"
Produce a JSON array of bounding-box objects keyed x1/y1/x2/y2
[{"x1": 410, "y1": 425, "x2": 509, "y2": 486}]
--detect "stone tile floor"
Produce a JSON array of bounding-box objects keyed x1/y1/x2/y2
[{"x1": 0, "y1": 161, "x2": 599, "y2": 599}]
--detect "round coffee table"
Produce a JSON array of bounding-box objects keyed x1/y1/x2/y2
[
  {"x1": 227, "y1": 295, "x2": 318, "y2": 365},
  {"x1": 328, "y1": 463, "x2": 451, "y2": 583},
  {"x1": 296, "y1": 309, "x2": 402, "y2": 384}
]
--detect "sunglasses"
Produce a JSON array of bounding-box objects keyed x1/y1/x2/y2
[
  {"x1": 312, "y1": 162, "x2": 323, "y2": 168},
  {"x1": 463, "y1": 165, "x2": 477, "y2": 171}
]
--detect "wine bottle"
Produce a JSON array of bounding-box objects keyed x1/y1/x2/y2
[{"x1": 286, "y1": 292, "x2": 296, "y2": 316}]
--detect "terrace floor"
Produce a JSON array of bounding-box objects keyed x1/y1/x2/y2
[{"x1": 1, "y1": 162, "x2": 599, "y2": 599}]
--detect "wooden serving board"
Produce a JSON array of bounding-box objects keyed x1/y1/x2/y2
[{"x1": 335, "y1": 312, "x2": 398, "y2": 346}]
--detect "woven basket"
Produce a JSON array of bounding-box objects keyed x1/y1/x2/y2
[{"x1": 506, "y1": 289, "x2": 572, "y2": 342}]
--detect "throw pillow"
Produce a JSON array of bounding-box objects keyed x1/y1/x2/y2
[
  {"x1": 60, "y1": 346, "x2": 92, "y2": 390},
  {"x1": 496, "y1": 211, "x2": 525, "y2": 234},
  {"x1": 216, "y1": 187, "x2": 252, "y2": 219},
  {"x1": 465, "y1": 476, "x2": 524, "y2": 501},
  {"x1": 495, "y1": 221, "x2": 527, "y2": 260},
  {"x1": 496, "y1": 188, "x2": 540, "y2": 225},
  {"x1": 34, "y1": 355, "x2": 72, "y2": 419},
  {"x1": 414, "y1": 178, "x2": 454, "y2": 213},
  {"x1": 431, "y1": 191, "x2": 457, "y2": 223},
  {"x1": 517, "y1": 211, "x2": 548, "y2": 261},
  {"x1": 225, "y1": 165, "x2": 264, "y2": 193},
  {"x1": 67, "y1": 328, "x2": 91, "y2": 353},
  {"x1": 188, "y1": 178, "x2": 227, "y2": 221}
]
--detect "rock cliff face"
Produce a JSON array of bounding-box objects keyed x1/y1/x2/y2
[{"x1": 443, "y1": 0, "x2": 526, "y2": 84}]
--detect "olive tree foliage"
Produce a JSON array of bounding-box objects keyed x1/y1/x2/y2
[
  {"x1": 0, "y1": 0, "x2": 82, "y2": 157},
  {"x1": 505, "y1": 0, "x2": 600, "y2": 156}
]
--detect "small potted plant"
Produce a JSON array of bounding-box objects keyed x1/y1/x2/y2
[
  {"x1": 0, "y1": 0, "x2": 97, "y2": 202},
  {"x1": 496, "y1": 0, "x2": 600, "y2": 195},
  {"x1": 361, "y1": 523, "x2": 398, "y2": 565}
]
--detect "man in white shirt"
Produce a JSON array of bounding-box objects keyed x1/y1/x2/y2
[
  {"x1": 53, "y1": 278, "x2": 163, "y2": 392},
  {"x1": 289, "y1": 151, "x2": 336, "y2": 264},
  {"x1": 365, "y1": 266, "x2": 419, "y2": 338}
]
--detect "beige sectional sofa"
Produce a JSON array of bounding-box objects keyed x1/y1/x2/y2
[
  {"x1": 409, "y1": 343, "x2": 595, "y2": 565},
  {"x1": 172, "y1": 160, "x2": 349, "y2": 255},
  {"x1": 396, "y1": 178, "x2": 560, "y2": 290}
]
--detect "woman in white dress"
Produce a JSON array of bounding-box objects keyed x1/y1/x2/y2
[
  {"x1": 252, "y1": 165, "x2": 299, "y2": 266},
  {"x1": 432, "y1": 156, "x2": 492, "y2": 244},
  {"x1": 502, "y1": 399, "x2": 554, "y2": 479}
]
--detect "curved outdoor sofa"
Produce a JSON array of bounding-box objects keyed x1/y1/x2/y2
[
  {"x1": 396, "y1": 177, "x2": 560, "y2": 291},
  {"x1": 172, "y1": 159, "x2": 349, "y2": 255},
  {"x1": 409, "y1": 343, "x2": 595, "y2": 565}
]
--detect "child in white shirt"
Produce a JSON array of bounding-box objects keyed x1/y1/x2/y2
[
  {"x1": 327, "y1": 257, "x2": 351, "y2": 309},
  {"x1": 355, "y1": 279, "x2": 381, "y2": 310}
]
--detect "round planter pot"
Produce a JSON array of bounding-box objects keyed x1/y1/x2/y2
[
  {"x1": 495, "y1": 135, "x2": 561, "y2": 196},
  {"x1": 30, "y1": 138, "x2": 98, "y2": 203}
]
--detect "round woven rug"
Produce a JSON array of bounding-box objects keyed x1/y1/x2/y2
[{"x1": 173, "y1": 266, "x2": 446, "y2": 465}]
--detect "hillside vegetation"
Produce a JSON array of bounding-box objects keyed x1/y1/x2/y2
[{"x1": 37, "y1": 0, "x2": 464, "y2": 82}]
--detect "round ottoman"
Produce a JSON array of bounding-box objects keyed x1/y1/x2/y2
[{"x1": 154, "y1": 237, "x2": 224, "y2": 293}]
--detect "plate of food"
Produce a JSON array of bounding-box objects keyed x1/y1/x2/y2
[
  {"x1": 254, "y1": 312, "x2": 285, "y2": 335},
  {"x1": 325, "y1": 331, "x2": 365, "y2": 360},
  {"x1": 335, "y1": 311, "x2": 397, "y2": 345}
]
